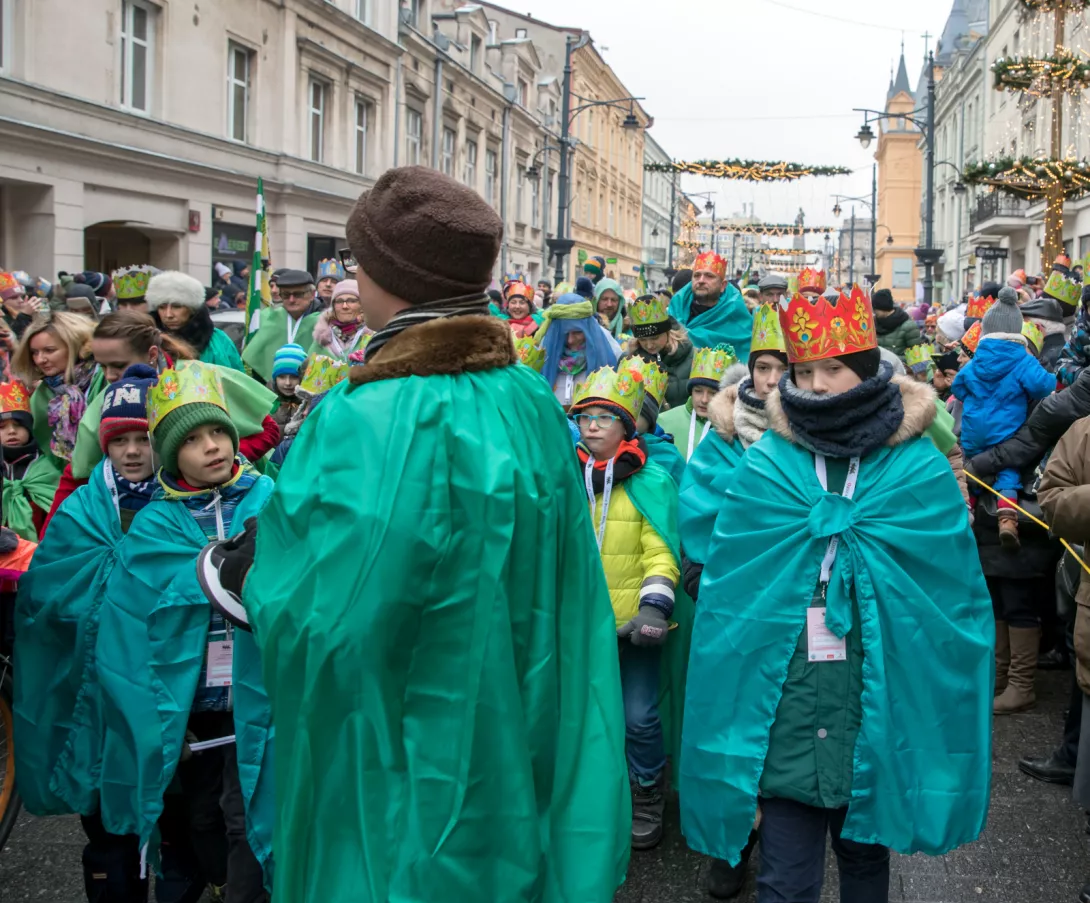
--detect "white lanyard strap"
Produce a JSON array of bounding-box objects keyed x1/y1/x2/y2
[
  {"x1": 103, "y1": 465, "x2": 121, "y2": 519},
  {"x1": 815, "y1": 455, "x2": 861, "y2": 586},
  {"x1": 584, "y1": 456, "x2": 615, "y2": 550},
  {"x1": 686, "y1": 408, "x2": 711, "y2": 462},
  {"x1": 286, "y1": 313, "x2": 303, "y2": 344}
]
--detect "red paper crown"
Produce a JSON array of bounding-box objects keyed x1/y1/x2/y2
[
  {"x1": 693, "y1": 252, "x2": 727, "y2": 280},
  {"x1": 965, "y1": 294, "x2": 995, "y2": 320},
  {"x1": 777, "y1": 286, "x2": 877, "y2": 364},
  {"x1": 0, "y1": 273, "x2": 18, "y2": 294},
  {"x1": 961, "y1": 321, "x2": 982, "y2": 355},
  {"x1": 0, "y1": 381, "x2": 31, "y2": 415},
  {"x1": 503, "y1": 281, "x2": 532, "y2": 301},
  {"x1": 797, "y1": 267, "x2": 827, "y2": 294}
]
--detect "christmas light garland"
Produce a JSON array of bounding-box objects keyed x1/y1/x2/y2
[
  {"x1": 755, "y1": 248, "x2": 820, "y2": 257},
  {"x1": 963, "y1": 156, "x2": 1090, "y2": 198},
  {"x1": 992, "y1": 50, "x2": 1090, "y2": 95},
  {"x1": 1018, "y1": 0, "x2": 1090, "y2": 11},
  {"x1": 717, "y1": 223, "x2": 836, "y2": 236},
  {"x1": 645, "y1": 160, "x2": 852, "y2": 181}
]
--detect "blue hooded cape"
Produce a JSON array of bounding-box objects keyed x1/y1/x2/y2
[
  {"x1": 669, "y1": 282, "x2": 753, "y2": 358},
  {"x1": 680, "y1": 429, "x2": 993, "y2": 864},
  {"x1": 540, "y1": 293, "x2": 620, "y2": 387}
]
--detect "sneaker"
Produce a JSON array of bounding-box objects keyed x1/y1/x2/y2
[
  {"x1": 631, "y1": 779, "x2": 664, "y2": 850},
  {"x1": 706, "y1": 857, "x2": 746, "y2": 899}
]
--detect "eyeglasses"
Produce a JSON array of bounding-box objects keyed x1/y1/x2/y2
[
  {"x1": 280, "y1": 289, "x2": 312, "y2": 300},
  {"x1": 574, "y1": 413, "x2": 621, "y2": 428},
  {"x1": 333, "y1": 296, "x2": 359, "y2": 305},
  {"x1": 338, "y1": 247, "x2": 358, "y2": 274}
]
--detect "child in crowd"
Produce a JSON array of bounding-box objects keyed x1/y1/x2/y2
[
  {"x1": 655, "y1": 345, "x2": 742, "y2": 461},
  {"x1": 952, "y1": 286, "x2": 1055, "y2": 551},
  {"x1": 270, "y1": 343, "x2": 306, "y2": 431},
  {"x1": 268, "y1": 354, "x2": 349, "y2": 476},
  {"x1": 0, "y1": 380, "x2": 61, "y2": 540},
  {"x1": 622, "y1": 294, "x2": 694, "y2": 410},
  {"x1": 94, "y1": 363, "x2": 276, "y2": 901},
  {"x1": 538, "y1": 292, "x2": 621, "y2": 408},
  {"x1": 629, "y1": 359, "x2": 685, "y2": 486},
  {"x1": 569, "y1": 366, "x2": 681, "y2": 852}
]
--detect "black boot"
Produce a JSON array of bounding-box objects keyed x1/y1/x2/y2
[
  {"x1": 705, "y1": 829, "x2": 757, "y2": 899},
  {"x1": 1018, "y1": 750, "x2": 1076, "y2": 786},
  {"x1": 631, "y1": 777, "x2": 664, "y2": 850},
  {"x1": 1079, "y1": 880, "x2": 1090, "y2": 903}
]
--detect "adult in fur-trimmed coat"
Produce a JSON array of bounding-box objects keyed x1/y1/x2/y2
[{"x1": 146, "y1": 270, "x2": 244, "y2": 371}]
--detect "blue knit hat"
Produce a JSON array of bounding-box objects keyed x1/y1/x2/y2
[
  {"x1": 273, "y1": 343, "x2": 307, "y2": 379},
  {"x1": 99, "y1": 363, "x2": 158, "y2": 451}
]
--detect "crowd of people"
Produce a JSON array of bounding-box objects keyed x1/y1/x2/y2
[{"x1": 1, "y1": 165, "x2": 1090, "y2": 903}]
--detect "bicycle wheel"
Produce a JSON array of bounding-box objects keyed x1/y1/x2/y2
[{"x1": 0, "y1": 660, "x2": 20, "y2": 851}]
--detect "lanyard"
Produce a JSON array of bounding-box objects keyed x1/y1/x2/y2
[
  {"x1": 286, "y1": 313, "x2": 303, "y2": 344},
  {"x1": 584, "y1": 456, "x2": 615, "y2": 550},
  {"x1": 814, "y1": 454, "x2": 860, "y2": 589},
  {"x1": 103, "y1": 464, "x2": 121, "y2": 519},
  {"x1": 686, "y1": 407, "x2": 711, "y2": 462}
]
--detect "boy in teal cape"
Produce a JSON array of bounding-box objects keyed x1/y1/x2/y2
[
  {"x1": 95, "y1": 363, "x2": 276, "y2": 898},
  {"x1": 680, "y1": 289, "x2": 993, "y2": 901}
]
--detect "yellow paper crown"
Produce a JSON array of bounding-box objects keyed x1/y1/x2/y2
[
  {"x1": 1022, "y1": 319, "x2": 1044, "y2": 351},
  {"x1": 690, "y1": 344, "x2": 738, "y2": 384},
  {"x1": 904, "y1": 344, "x2": 932, "y2": 370},
  {"x1": 570, "y1": 366, "x2": 646, "y2": 421},
  {"x1": 299, "y1": 354, "x2": 350, "y2": 395},
  {"x1": 750, "y1": 302, "x2": 787, "y2": 355},
  {"x1": 147, "y1": 363, "x2": 227, "y2": 433},
  {"x1": 630, "y1": 295, "x2": 670, "y2": 327},
  {"x1": 1044, "y1": 269, "x2": 1082, "y2": 308},
  {"x1": 626, "y1": 358, "x2": 669, "y2": 406},
  {"x1": 112, "y1": 265, "x2": 158, "y2": 300},
  {"x1": 514, "y1": 335, "x2": 545, "y2": 371}
]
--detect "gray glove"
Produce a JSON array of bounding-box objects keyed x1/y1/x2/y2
[{"x1": 617, "y1": 605, "x2": 669, "y2": 647}]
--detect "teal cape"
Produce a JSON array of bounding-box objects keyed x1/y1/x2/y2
[
  {"x1": 14, "y1": 461, "x2": 122, "y2": 816},
  {"x1": 680, "y1": 431, "x2": 993, "y2": 863},
  {"x1": 678, "y1": 430, "x2": 746, "y2": 564},
  {"x1": 96, "y1": 475, "x2": 277, "y2": 879},
  {"x1": 3, "y1": 453, "x2": 63, "y2": 540},
  {"x1": 621, "y1": 460, "x2": 694, "y2": 772},
  {"x1": 199, "y1": 327, "x2": 246, "y2": 372},
  {"x1": 643, "y1": 432, "x2": 686, "y2": 486},
  {"x1": 668, "y1": 282, "x2": 753, "y2": 359},
  {"x1": 243, "y1": 361, "x2": 630, "y2": 902}
]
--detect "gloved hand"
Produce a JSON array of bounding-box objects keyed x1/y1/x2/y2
[
  {"x1": 219, "y1": 517, "x2": 258, "y2": 596},
  {"x1": 618, "y1": 605, "x2": 669, "y2": 647}
]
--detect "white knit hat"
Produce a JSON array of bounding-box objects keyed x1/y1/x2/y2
[{"x1": 145, "y1": 270, "x2": 205, "y2": 312}]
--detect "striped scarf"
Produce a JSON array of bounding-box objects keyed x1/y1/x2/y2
[{"x1": 363, "y1": 292, "x2": 490, "y2": 362}]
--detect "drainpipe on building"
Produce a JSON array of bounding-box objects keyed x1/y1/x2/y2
[
  {"x1": 393, "y1": 55, "x2": 403, "y2": 167},
  {"x1": 956, "y1": 97, "x2": 965, "y2": 300},
  {"x1": 499, "y1": 87, "x2": 514, "y2": 278},
  {"x1": 431, "y1": 54, "x2": 444, "y2": 169}
]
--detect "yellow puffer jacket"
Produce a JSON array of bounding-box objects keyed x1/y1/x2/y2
[{"x1": 589, "y1": 483, "x2": 680, "y2": 627}]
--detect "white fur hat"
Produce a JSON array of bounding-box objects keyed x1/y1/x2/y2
[{"x1": 145, "y1": 270, "x2": 205, "y2": 312}]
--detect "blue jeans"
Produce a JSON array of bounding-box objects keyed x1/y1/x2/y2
[
  {"x1": 618, "y1": 643, "x2": 665, "y2": 781},
  {"x1": 757, "y1": 798, "x2": 889, "y2": 903}
]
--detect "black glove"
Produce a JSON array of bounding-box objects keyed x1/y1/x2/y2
[
  {"x1": 219, "y1": 517, "x2": 258, "y2": 596},
  {"x1": 682, "y1": 555, "x2": 703, "y2": 601},
  {"x1": 617, "y1": 605, "x2": 669, "y2": 647}
]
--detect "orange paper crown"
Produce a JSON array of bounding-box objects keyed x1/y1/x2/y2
[
  {"x1": 0, "y1": 380, "x2": 31, "y2": 415},
  {"x1": 961, "y1": 321, "x2": 983, "y2": 355},
  {"x1": 965, "y1": 294, "x2": 995, "y2": 320},
  {"x1": 503, "y1": 280, "x2": 531, "y2": 301},
  {"x1": 693, "y1": 252, "x2": 727, "y2": 280},
  {"x1": 0, "y1": 273, "x2": 18, "y2": 295},
  {"x1": 797, "y1": 266, "x2": 827, "y2": 294},
  {"x1": 777, "y1": 286, "x2": 877, "y2": 364}
]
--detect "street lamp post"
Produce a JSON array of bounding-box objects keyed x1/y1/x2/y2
[
  {"x1": 689, "y1": 192, "x2": 717, "y2": 256},
  {"x1": 832, "y1": 164, "x2": 879, "y2": 285}
]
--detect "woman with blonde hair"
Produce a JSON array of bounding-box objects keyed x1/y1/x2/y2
[
  {"x1": 13, "y1": 312, "x2": 102, "y2": 465},
  {"x1": 621, "y1": 295, "x2": 694, "y2": 410}
]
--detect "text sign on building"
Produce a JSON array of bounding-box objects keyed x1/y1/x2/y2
[{"x1": 974, "y1": 246, "x2": 1009, "y2": 261}]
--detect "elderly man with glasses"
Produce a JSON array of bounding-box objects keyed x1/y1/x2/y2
[{"x1": 241, "y1": 268, "x2": 323, "y2": 382}]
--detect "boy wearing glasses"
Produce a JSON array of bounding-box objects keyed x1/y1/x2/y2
[
  {"x1": 569, "y1": 366, "x2": 682, "y2": 852},
  {"x1": 241, "y1": 268, "x2": 322, "y2": 382}
]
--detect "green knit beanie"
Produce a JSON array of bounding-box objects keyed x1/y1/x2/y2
[{"x1": 152, "y1": 402, "x2": 239, "y2": 477}]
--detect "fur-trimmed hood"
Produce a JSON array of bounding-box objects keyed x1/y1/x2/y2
[
  {"x1": 312, "y1": 307, "x2": 337, "y2": 348},
  {"x1": 766, "y1": 374, "x2": 938, "y2": 448},
  {"x1": 349, "y1": 314, "x2": 515, "y2": 386},
  {"x1": 707, "y1": 383, "x2": 740, "y2": 441}
]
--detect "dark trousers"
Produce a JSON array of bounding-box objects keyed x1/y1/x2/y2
[
  {"x1": 986, "y1": 577, "x2": 1040, "y2": 630},
  {"x1": 757, "y1": 798, "x2": 890, "y2": 903},
  {"x1": 80, "y1": 810, "x2": 148, "y2": 903},
  {"x1": 1060, "y1": 668, "x2": 1084, "y2": 767}
]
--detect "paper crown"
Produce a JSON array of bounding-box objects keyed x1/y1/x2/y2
[
  {"x1": 299, "y1": 354, "x2": 350, "y2": 395},
  {"x1": 690, "y1": 344, "x2": 739, "y2": 383},
  {"x1": 147, "y1": 363, "x2": 228, "y2": 434},
  {"x1": 317, "y1": 258, "x2": 346, "y2": 281},
  {"x1": 797, "y1": 267, "x2": 827, "y2": 294},
  {"x1": 905, "y1": 344, "x2": 932, "y2": 371},
  {"x1": 112, "y1": 265, "x2": 158, "y2": 300},
  {"x1": 626, "y1": 358, "x2": 669, "y2": 406},
  {"x1": 751, "y1": 302, "x2": 787, "y2": 355},
  {"x1": 0, "y1": 273, "x2": 18, "y2": 294},
  {"x1": 777, "y1": 287, "x2": 878, "y2": 364},
  {"x1": 514, "y1": 335, "x2": 545, "y2": 371},
  {"x1": 1022, "y1": 319, "x2": 1044, "y2": 352},
  {"x1": 0, "y1": 380, "x2": 31, "y2": 415},
  {"x1": 693, "y1": 252, "x2": 727, "y2": 279},
  {"x1": 504, "y1": 281, "x2": 532, "y2": 301},
  {"x1": 1044, "y1": 269, "x2": 1082, "y2": 308},
  {"x1": 965, "y1": 294, "x2": 995, "y2": 320},
  {"x1": 961, "y1": 321, "x2": 982, "y2": 355},
  {"x1": 571, "y1": 366, "x2": 646, "y2": 421},
  {"x1": 630, "y1": 295, "x2": 670, "y2": 337}
]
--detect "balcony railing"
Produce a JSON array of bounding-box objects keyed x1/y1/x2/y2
[{"x1": 969, "y1": 194, "x2": 1029, "y2": 232}]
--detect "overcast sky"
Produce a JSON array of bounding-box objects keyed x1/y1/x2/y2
[{"x1": 522, "y1": 0, "x2": 958, "y2": 247}]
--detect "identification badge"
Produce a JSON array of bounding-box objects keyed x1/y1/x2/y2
[
  {"x1": 806, "y1": 607, "x2": 846, "y2": 662},
  {"x1": 560, "y1": 374, "x2": 575, "y2": 405},
  {"x1": 206, "y1": 639, "x2": 234, "y2": 687}
]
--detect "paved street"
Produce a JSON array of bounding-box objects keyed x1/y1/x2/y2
[{"x1": 2, "y1": 671, "x2": 1088, "y2": 903}]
